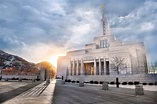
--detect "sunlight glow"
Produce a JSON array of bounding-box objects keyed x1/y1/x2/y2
[{"x1": 49, "y1": 54, "x2": 65, "y2": 68}]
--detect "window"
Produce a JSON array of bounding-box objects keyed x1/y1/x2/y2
[
  {"x1": 103, "y1": 21, "x2": 106, "y2": 35},
  {"x1": 104, "y1": 39, "x2": 110, "y2": 48},
  {"x1": 100, "y1": 39, "x2": 110, "y2": 48},
  {"x1": 100, "y1": 40, "x2": 104, "y2": 48}
]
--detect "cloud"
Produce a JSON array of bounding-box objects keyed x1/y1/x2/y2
[
  {"x1": 0, "y1": 0, "x2": 157, "y2": 65},
  {"x1": 140, "y1": 22, "x2": 154, "y2": 32},
  {"x1": 110, "y1": 0, "x2": 157, "y2": 61},
  {"x1": 6, "y1": 43, "x2": 67, "y2": 64}
]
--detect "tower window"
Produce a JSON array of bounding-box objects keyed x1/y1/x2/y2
[
  {"x1": 100, "y1": 39, "x2": 110, "y2": 48},
  {"x1": 103, "y1": 21, "x2": 106, "y2": 35},
  {"x1": 104, "y1": 39, "x2": 110, "y2": 48},
  {"x1": 100, "y1": 40, "x2": 104, "y2": 48}
]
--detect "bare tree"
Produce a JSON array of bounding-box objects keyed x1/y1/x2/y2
[
  {"x1": 111, "y1": 56, "x2": 125, "y2": 74},
  {"x1": 149, "y1": 62, "x2": 157, "y2": 73}
]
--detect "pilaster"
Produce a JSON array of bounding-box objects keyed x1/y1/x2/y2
[
  {"x1": 99, "y1": 58, "x2": 101, "y2": 75},
  {"x1": 94, "y1": 58, "x2": 97, "y2": 75}
]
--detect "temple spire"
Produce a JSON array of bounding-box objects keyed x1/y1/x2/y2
[
  {"x1": 102, "y1": 4, "x2": 105, "y2": 14},
  {"x1": 100, "y1": 4, "x2": 111, "y2": 36}
]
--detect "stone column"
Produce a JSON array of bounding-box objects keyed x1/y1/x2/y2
[
  {"x1": 81, "y1": 59, "x2": 84, "y2": 75},
  {"x1": 70, "y1": 61, "x2": 73, "y2": 75},
  {"x1": 99, "y1": 58, "x2": 101, "y2": 75},
  {"x1": 104, "y1": 58, "x2": 106, "y2": 75},
  {"x1": 94, "y1": 58, "x2": 97, "y2": 75},
  {"x1": 73, "y1": 60, "x2": 75, "y2": 75},
  {"x1": 69, "y1": 61, "x2": 71, "y2": 75},
  {"x1": 76, "y1": 59, "x2": 79, "y2": 75}
]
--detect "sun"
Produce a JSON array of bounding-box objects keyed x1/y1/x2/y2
[
  {"x1": 49, "y1": 54, "x2": 65, "y2": 68},
  {"x1": 49, "y1": 55, "x2": 58, "y2": 67}
]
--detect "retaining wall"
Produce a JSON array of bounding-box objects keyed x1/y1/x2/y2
[{"x1": 67, "y1": 74, "x2": 157, "y2": 83}]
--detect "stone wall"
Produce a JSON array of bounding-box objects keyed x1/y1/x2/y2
[
  {"x1": 67, "y1": 74, "x2": 157, "y2": 83},
  {"x1": 2, "y1": 75, "x2": 37, "y2": 79}
]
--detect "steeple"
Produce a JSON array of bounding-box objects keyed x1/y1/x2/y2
[{"x1": 100, "y1": 5, "x2": 111, "y2": 36}]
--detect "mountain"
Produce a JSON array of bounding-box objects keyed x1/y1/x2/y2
[
  {"x1": 0, "y1": 50, "x2": 38, "y2": 71},
  {"x1": 0, "y1": 50, "x2": 56, "y2": 77}
]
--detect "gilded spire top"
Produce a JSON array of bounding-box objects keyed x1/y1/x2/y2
[{"x1": 102, "y1": 4, "x2": 105, "y2": 14}]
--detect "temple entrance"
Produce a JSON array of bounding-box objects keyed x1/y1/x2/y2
[
  {"x1": 84, "y1": 63, "x2": 94, "y2": 75},
  {"x1": 106, "y1": 61, "x2": 110, "y2": 75}
]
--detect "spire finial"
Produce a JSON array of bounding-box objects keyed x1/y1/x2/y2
[{"x1": 102, "y1": 4, "x2": 105, "y2": 14}]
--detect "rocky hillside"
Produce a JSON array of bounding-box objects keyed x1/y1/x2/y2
[{"x1": 0, "y1": 50, "x2": 38, "y2": 71}]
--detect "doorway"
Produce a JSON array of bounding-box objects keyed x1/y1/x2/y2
[{"x1": 84, "y1": 63, "x2": 94, "y2": 75}]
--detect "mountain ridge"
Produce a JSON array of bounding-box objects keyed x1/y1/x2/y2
[{"x1": 0, "y1": 49, "x2": 38, "y2": 70}]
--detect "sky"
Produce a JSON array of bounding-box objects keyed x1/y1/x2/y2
[{"x1": 0, "y1": 0, "x2": 157, "y2": 67}]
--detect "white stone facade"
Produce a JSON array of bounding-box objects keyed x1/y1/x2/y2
[{"x1": 57, "y1": 8, "x2": 148, "y2": 81}]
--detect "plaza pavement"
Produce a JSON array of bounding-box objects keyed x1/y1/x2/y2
[
  {"x1": 2, "y1": 80, "x2": 157, "y2": 104},
  {"x1": 0, "y1": 80, "x2": 42, "y2": 103},
  {"x1": 2, "y1": 80, "x2": 56, "y2": 104},
  {"x1": 53, "y1": 80, "x2": 157, "y2": 104}
]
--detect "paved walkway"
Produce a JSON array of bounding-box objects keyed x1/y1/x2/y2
[
  {"x1": 0, "y1": 81, "x2": 30, "y2": 94},
  {"x1": 0, "y1": 81, "x2": 42, "y2": 103},
  {"x1": 3, "y1": 80, "x2": 56, "y2": 104},
  {"x1": 53, "y1": 80, "x2": 157, "y2": 104},
  {"x1": 2, "y1": 80, "x2": 157, "y2": 104}
]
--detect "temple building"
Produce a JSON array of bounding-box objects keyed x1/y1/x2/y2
[{"x1": 57, "y1": 6, "x2": 157, "y2": 83}]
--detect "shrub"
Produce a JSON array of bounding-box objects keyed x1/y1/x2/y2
[
  {"x1": 134, "y1": 81, "x2": 140, "y2": 85},
  {"x1": 110, "y1": 82, "x2": 115, "y2": 85},
  {"x1": 94, "y1": 81, "x2": 98, "y2": 84},
  {"x1": 149, "y1": 83, "x2": 154, "y2": 85},
  {"x1": 90, "y1": 81, "x2": 94, "y2": 84},
  {"x1": 15, "y1": 78, "x2": 19, "y2": 80},
  {"x1": 100, "y1": 81, "x2": 104, "y2": 84},
  {"x1": 67, "y1": 79, "x2": 71, "y2": 83},
  {"x1": 101, "y1": 81, "x2": 109, "y2": 84},
  {"x1": 142, "y1": 83, "x2": 147, "y2": 85},
  {"x1": 117, "y1": 82, "x2": 121, "y2": 84},
  {"x1": 128, "y1": 82, "x2": 133, "y2": 85},
  {"x1": 72, "y1": 80, "x2": 75, "y2": 83},
  {"x1": 22, "y1": 78, "x2": 27, "y2": 80},
  {"x1": 65, "y1": 79, "x2": 68, "y2": 82},
  {"x1": 122, "y1": 82, "x2": 127, "y2": 85},
  {"x1": 12, "y1": 78, "x2": 16, "y2": 80},
  {"x1": 76, "y1": 81, "x2": 79, "y2": 83}
]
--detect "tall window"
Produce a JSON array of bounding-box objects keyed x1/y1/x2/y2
[
  {"x1": 100, "y1": 40, "x2": 104, "y2": 48},
  {"x1": 104, "y1": 39, "x2": 110, "y2": 48},
  {"x1": 100, "y1": 39, "x2": 110, "y2": 48},
  {"x1": 103, "y1": 21, "x2": 106, "y2": 35}
]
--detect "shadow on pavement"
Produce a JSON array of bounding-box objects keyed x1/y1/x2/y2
[
  {"x1": 52, "y1": 80, "x2": 157, "y2": 104},
  {"x1": 0, "y1": 81, "x2": 42, "y2": 103},
  {"x1": 51, "y1": 79, "x2": 61, "y2": 104}
]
